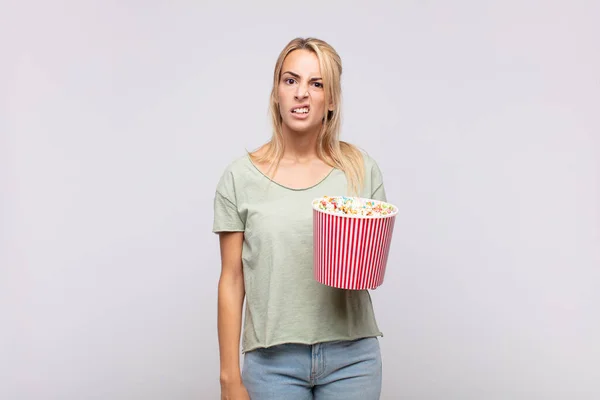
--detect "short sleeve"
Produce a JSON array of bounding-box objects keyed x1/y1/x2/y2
[
  {"x1": 212, "y1": 167, "x2": 245, "y2": 233},
  {"x1": 370, "y1": 160, "x2": 387, "y2": 202}
]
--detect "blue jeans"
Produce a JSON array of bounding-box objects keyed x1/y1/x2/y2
[{"x1": 242, "y1": 337, "x2": 382, "y2": 400}]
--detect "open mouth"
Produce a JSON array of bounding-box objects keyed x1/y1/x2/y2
[{"x1": 291, "y1": 106, "x2": 310, "y2": 114}]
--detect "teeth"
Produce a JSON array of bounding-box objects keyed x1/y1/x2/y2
[{"x1": 293, "y1": 108, "x2": 309, "y2": 113}]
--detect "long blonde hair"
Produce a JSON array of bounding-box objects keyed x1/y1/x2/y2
[{"x1": 250, "y1": 37, "x2": 365, "y2": 196}]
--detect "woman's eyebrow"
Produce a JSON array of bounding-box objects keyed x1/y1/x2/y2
[
  {"x1": 282, "y1": 71, "x2": 301, "y2": 79},
  {"x1": 282, "y1": 71, "x2": 322, "y2": 81}
]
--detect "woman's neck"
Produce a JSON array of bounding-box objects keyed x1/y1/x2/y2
[{"x1": 281, "y1": 125, "x2": 320, "y2": 163}]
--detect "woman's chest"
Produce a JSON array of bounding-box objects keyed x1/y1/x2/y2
[
  {"x1": 238, "y1": 173, "x2": 359, "y2": 240},
  {"x1": 242, "y1": 196, "x2": 314, "y2": 240}
]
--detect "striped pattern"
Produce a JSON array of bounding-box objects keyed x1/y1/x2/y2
[{"x1": 313, "y1": 209, "x2": 396, "y2": 290}]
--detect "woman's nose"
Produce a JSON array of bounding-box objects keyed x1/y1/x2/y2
[{"x1": 294, "y1": 84, "x2": 309, "y2": 100}]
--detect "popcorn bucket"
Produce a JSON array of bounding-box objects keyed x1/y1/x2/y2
[{"x1": 312, "y1": 196, "x2": 398, "y2": 290}]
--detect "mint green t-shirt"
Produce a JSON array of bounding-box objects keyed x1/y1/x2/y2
[{"x1": 212, "y1": 151, "x2": 387, "y2": 353}]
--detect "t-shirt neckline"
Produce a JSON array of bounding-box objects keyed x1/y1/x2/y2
[{"x1": 246, "y1": 154, "x2": 336, "y2": 192}]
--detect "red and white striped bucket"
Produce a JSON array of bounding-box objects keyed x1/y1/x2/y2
[{"x1": 312, "y1": 196, "x2": 398, "y2": 290}]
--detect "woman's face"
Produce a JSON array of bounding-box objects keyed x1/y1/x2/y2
[{"x1": 277, "y1": 49, "x2": 330, "y2": 135}]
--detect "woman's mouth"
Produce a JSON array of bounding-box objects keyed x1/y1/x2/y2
[{"x1": 291, "y1": 106, "x2": 310, "y2": 119}]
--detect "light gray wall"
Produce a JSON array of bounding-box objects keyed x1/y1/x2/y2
[{"x1": 2, "y1": 1, "x2": 599, "y2": 399}]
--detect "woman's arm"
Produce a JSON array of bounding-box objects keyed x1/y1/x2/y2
[{"x1": 217, "y1": 231, "x2": 246, "y2": 385}]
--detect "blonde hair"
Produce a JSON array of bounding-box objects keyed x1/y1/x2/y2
[{"x1": 250, "y1": 37, "x2": 365, "y2": 195}]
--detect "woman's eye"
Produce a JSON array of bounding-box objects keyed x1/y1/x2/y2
[
  {"x1": 313, "y1": 82, "x2": 323, "y2": 88},
  {"x1": 285, "y1": 78, "x2": 295, "y2": 84}
]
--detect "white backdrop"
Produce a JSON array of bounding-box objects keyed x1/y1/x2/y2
[{"x1": 2, "y1": 1, "x2": 599, "y2": 399}]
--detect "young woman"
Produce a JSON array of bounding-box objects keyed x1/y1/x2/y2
[{"x1": 213, "y1": 37, "x2": 388, "y2": 400}]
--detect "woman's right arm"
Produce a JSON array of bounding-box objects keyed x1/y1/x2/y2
[{"x1": 217, "y1": 231, "x2": 249, "y2": 399}]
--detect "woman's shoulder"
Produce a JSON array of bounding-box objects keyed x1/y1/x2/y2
[
  {"x1": 342, "y1": 144, "x2": 387, "y2": 199},
  {"x1": 360, "y1": 150, "x2": 385, "y2": 189},
  {"x1": 360, "y1": 149, "x2": 381, "y2": 170},
  {"x1": 218, "y1": 152, "x2": 253, "y2": 175},
  {"x1": 340, "y1": 141, "x2": 382, "y2": 172},
  {"x1": 214, "y1": 152, "x2": 254, "y2": 192}
]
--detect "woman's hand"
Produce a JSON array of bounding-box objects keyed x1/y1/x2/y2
[{"x1": 221, "y1": 381, "x2": 250, "y2": 400}]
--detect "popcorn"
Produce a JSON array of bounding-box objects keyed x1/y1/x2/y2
[
  {"x1": 312, "y1": 195, "x2": 398, "y2": 289},
  {"x1": 313, "y1": 196, "x2": 396, "y2": 217}
]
